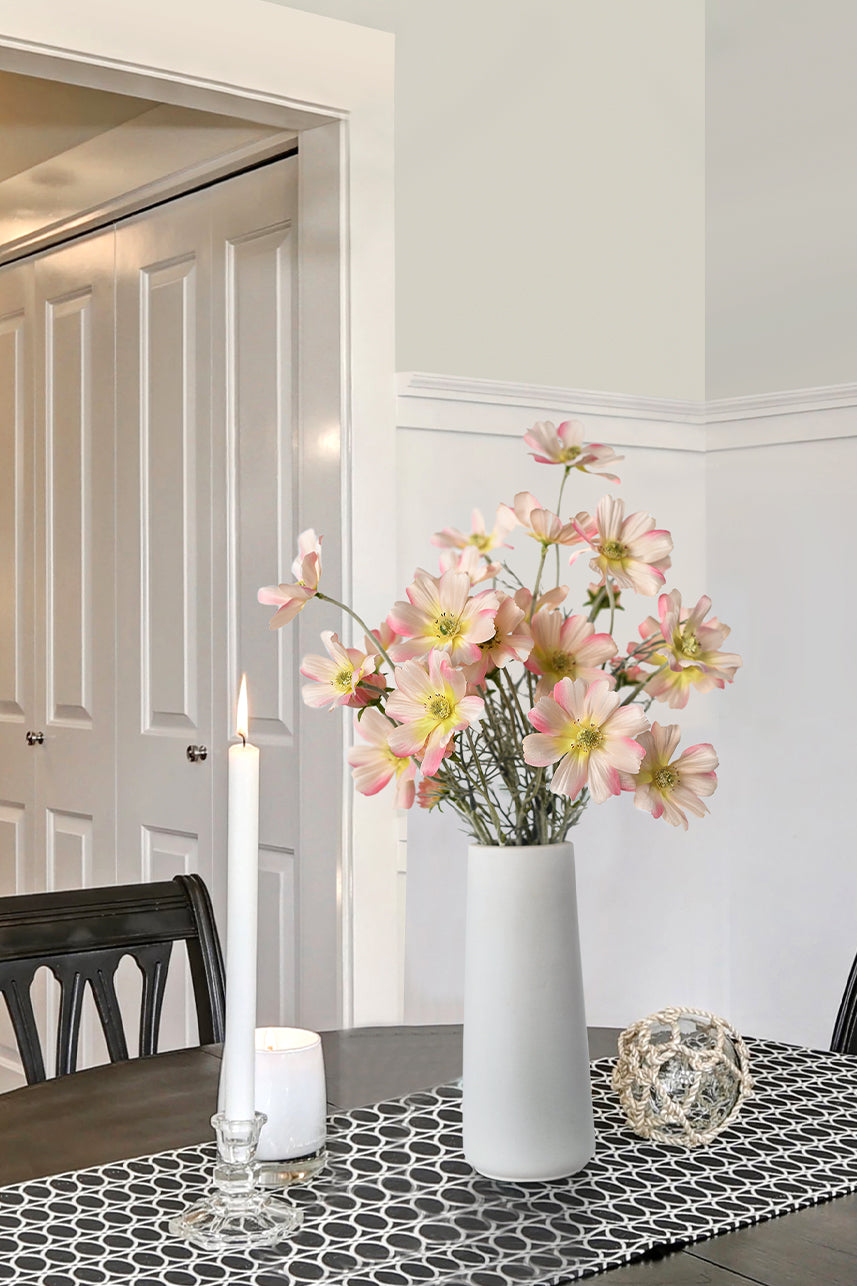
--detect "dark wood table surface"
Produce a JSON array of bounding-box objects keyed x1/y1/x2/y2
[{"x1": 1, "y1": 1025, "x2": 855, "y2": 1285}]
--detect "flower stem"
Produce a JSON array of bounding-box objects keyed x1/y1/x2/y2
[
  {"x1": 554, "y1": 465, "x2": 571, "y2": 585},
  {"x1": 501, "y1": 665, "x2": 531, "y2": 738},
  {"x1": 587, "y1": 586, "x2": 607, "y2": 623},
  {"x1": 606, "y1": 578, "x2": 616, "y2": 636},
  {"x1": 619, "y1": 661, "x2": 669, "y2": 706},
  {"x1": 529, "y1": 543, "x2": 549, "y2": 620},
  {"x1": 316, "y1": 592, "x2": 396, "y2": 673},
  {"x1": 465, "y1": 729, "x2": 506, "y2": 844}
]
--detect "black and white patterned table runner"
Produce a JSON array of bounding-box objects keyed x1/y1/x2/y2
[{"x1": 2, "y1": 1038, "x2": 857, "y2": 1286}]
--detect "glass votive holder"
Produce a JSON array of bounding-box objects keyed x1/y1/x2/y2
[{"x1": 254, "y1": 1027, "x2": 327, "y2": 1187}]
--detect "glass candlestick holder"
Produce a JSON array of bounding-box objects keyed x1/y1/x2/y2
[{"x1": 169, "y1": 1112, "x2": 302, "y2": 1250}]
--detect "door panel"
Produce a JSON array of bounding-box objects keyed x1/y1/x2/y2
[
  {"x1": 115, "y1": 195, "x2": 213, "y2": 1051},
  {"x1": 257, "y1": 845, "x2": 297, "y2": 1026},
  {"x1": 33, "y1": 233, "x2": 116, "y2": 892},
  {"x1": 229, "y1": 223, "x2": 297, "y2": 744},
  {"x1": 45, "y1": 293, "x2": 94, "y2": 723},
  {"x1": 140, "y1": 255, "x2": 201, "y2": 732},
  {"x1": 0, "y1": 303, "x2": 29, "y2": 724},
  {"x1": 209, "y1": 162, "x2": 302, "y2": 1024},
  {"x1": 0, "y1": 262, "x2": 35, "y2": 921}
]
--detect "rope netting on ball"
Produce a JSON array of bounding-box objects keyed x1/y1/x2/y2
[{"x1": 612, "y1": 1006, "x2": 754, "y2": 1147}]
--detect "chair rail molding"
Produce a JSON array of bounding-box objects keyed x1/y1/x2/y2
[{"x1": 398, "y1": 374, "x2": 857, "y2": 452}]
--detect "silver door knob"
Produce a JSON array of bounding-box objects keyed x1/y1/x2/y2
[
  {"x1": 25, "y1": 731, "x2": 45, "y2": 746},
  {"x1": 186, "y1": 744, "x2": 208, "y2": 762}
]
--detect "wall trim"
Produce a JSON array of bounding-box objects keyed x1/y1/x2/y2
[
  {"x1": 397, "y1": 372, "x2": 706, "y2": 424},
  {"x1": 398, "y1": 373, "x2": 857, "y2": 452},
  {"x1": 705, "y1": 383, "x2": 857, "y2": 422}
]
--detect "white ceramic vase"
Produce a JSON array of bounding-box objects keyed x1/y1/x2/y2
[{"x1": 462, "y1": 841, "x2": 595, "y2": 1181}]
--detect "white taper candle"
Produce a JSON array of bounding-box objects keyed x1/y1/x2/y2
[{"x1": 222, "y1": 674, "x2": 260, "y2": 1122}]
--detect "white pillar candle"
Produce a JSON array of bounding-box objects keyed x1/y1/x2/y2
[
  {"x1": 222, "y1": 675, "x2": 260, "y2": 1122},
  {"x1": 254, "y1": 1028, "x2": 327, "y2": 1162}
]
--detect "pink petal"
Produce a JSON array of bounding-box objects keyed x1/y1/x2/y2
[
  {"x1": 549, "y1": 751, "x2": 589, "y2": 800},
  {"x1": 522, "y1": 732, "x2": 566, "y2": 767},
  {"x1": 586, "y1": 753, "x2": 623, "y2": 803}
]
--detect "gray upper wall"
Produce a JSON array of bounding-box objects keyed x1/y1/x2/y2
[
  {"x1": 273, "y1": 0, "x2": 854, "y2": 401},
  {"x1": 706, "y1": 0, "x2": 857, "y2": 399}
]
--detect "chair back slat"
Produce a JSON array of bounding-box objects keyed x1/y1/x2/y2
[
  {"x1": 0, "y1": 876, "x2": 225, "y2": 1085},
  {"x1": 54, "y1": 965, "x2": 87, "y2": 1076},
  {"x1": 136, "y1": 942, "x2": 174, "y2": 1057},
  {"x1": 0, "y1": 968, "x2": 46, "y2": 1084},
  {"x1": 86, "y1": 959, "x2": 130, "y2": 1064}
]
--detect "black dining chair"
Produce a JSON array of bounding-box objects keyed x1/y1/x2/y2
[
  {"x1": 0, "y1": 875, "x2": 226, "y2": 1085},
  {"x1": 831, "y1": 952, "x2": 857, "y2": 1055}
]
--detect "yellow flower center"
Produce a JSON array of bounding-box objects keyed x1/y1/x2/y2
[
  {"x1": 479, "y1": 629, "x2": 500, "y2": 653},
  {"x1": 467, "y1": 533, "x2": 492, "y2": 552},
  {"x1": 559, "y1": 444, "x2": 581, "y2": 462},
  {"x1": 654, "y1": 766, "x2": 678, "y2": 791},
  {"x1": 549, "y1": 650, "x2": 576, "y2": 677},
  {"x1": 332, "y1": 666, "x2": 354, "y2": 692},
  {"x1": 573, "y1": 723, "x2": 603, "y2": 752},
  {"x1": 601, "y1": 539, "x2": 628, "y2": 561},
  {"x1": 433, "y1": 611, "x2": 461, "y2": 640},
  {"x1": 427, "y1": 693, "x2": 452, "y2": 720},
  {"x1": 676, "y1": 629, "x2": 700, "y2": 657}
]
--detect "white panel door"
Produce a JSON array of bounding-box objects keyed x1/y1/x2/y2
[
  {"x1": 32, "y1": 232, "x2": 117, "y2": 899},
  {"x1": 115, "y1": 195, "x2": 214, "y2": 1053},
  {"x1": 28, "y1": 233, "x2": 118, "y2": 1073},
  {"x1": 208, "y1": 162, "x2": 300, "y2": 1028},
  {"x1": 0, "y1": 258, "x2": 34, "y2": 879},
  {"x1": 0, "y1": 257, "x2": 35, "y2": 1087}
]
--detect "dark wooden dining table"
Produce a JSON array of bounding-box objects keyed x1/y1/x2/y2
[{"x1": 1, "y1": 1025, "x2": 855, "y2": 1285}]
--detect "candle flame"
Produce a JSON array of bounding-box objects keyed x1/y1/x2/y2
[{"x1": 236, "y1": 674, "x2": 249, "y2": 741}]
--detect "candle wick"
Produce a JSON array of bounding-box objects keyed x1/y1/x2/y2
[{"x1": 240, "y1": 732, "x2": 246, "y2": 747}]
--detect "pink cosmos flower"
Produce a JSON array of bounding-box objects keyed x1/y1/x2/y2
[
  {"x1": 525, "y1": 612, "x2": 618, "y2": 699},
  {"x1": 461, "y1": 593, "x2": 533, "y2": 684},
  {"x1": 439, "y1": 544, "x2": 501, "y2": 585},
  {"x1": 655, "y1": 590, "x2": 742, "y2": 679},
  {"x1": 524, "y1": 419, "x2": 624, "y2": 481},
  {"x1": 523, "y1": 677, "x2": 648, "y2": 803},
  {"x1": 258, "y1": 529, "x2": 322, "y2": 628},
  {"x1": 498, "y1": 492, "x2": 577, "y2": 547},
  {"x1": 347, "y1": 707, "x2": 416, "y2": 809},
  {"x1": 300, "y1": 631, "x2": 376, "y2": 709},
  {"x1": 417, "y1": 776, "x2": 447, "y2": 810},
  {"x1": 630, "y1": 590, "x2": 742, "y2": 709},
  {"x1": 633, "y1": 660, "x2": 724, "y2": 709},
  {"x1": 432, "y1": 506, "x2": 516, "y2": 554},
  {"x1": 569, "y1": 497, "x2": 673, "y2": 595},
  {"x1": 388, "y1": 570, "x2": 499, "y2": 667},
  {"x1": 621, "y1": 721, "x2": 718, "y2": 829},
  {"x1": 513, "y1": 585, "x2": 569, "y2": 615},
  {"x1": 386, "y1": 650, "x2": 485, "y2": 776}
]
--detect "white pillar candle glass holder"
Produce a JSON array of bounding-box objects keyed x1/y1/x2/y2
[{"x1": 255, "y1": 1027, "x2": 328, "y2": 1187}]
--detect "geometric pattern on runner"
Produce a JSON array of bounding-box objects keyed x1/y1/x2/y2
[{"x1": 1, "y1": 1039, "x2": 856, "y2": 1285}]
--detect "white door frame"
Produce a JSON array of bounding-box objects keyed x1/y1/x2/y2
[{"x1": 0, "y1": 0, "x2": 399, "y2": 1029}]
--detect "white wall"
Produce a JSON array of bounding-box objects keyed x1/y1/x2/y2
[
  {"x1": 705, "y1": 409, "x2": 857, "y2": 1047},
  {"x1": 395, "y1": 384, "x2": 857, "y2": 1051},
  {"x1": 275, "y1": 0, "x2": 706, "y2": 400},
  {"x1": 706, "y1": 0, "x2": 857, "y2": 398}
]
